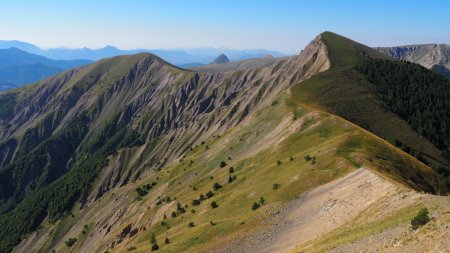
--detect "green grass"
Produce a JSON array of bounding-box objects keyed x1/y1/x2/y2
[{"x1": 296, "y1": 203, "x2": 429, "y2": 253}]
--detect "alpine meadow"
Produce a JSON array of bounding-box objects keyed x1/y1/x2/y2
[{"x1": 0, "y1": 1, "x2": 449, "y2": 253}]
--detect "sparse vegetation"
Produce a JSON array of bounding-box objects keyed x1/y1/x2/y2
[
  {"x1": 220, "y1": 161, "x2": 227, "y2": 168},
  {"x1": 411, "y1": 208, "x2": 430, "y2": 230},
  {"x1": 251, "y1": 202, "x2": 260, "y2": 210},
  {"x1": 206, "y1": 191, "x2": 214, "y2": 198},
  {"x1": 151, "y1": 233, "x2": 159, "y2": 251},
  {"x1": 273, "y1": 183, "x2": 281, "y2": 190},
  {"x1": 65, "y1": 238, "x2": 77, "y2": 247},
  {"x1": 252, "y1": 196, "x2": 266, "y2": 210},
  {"x1": 213, "y1": 182, "x2": 223, "y2": 191}
]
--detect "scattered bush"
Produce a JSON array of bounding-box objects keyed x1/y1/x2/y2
[
  {"x1": 290, "y1": 155, "x2": 294, "y2": 161},
  {"x1": 252, "y1": 196, "x2": 266, "y2": 210},
  {"x1": 177, "y1": 203, "x2": 186, "y2": 214},
  {"x1": 210, "y1": 221, "x2": 216, "y2": 225},
  {"x1": 304, "y1": 155, "x2": 312, "y2": 161},
  {"x1": 277, "y1": 160, "x2": 283, "y2": 166},
  {"x1": 136, "y1": 187, "x2": 148, "y2": 197},
  {"x1": 188, "y1": 222, "x2": 195, "y2": 228},
  {"x1": 199, "y1": 194, "x2": 206, "y2": 200},
  {"x1": 127, "y1": 246, "x2": 137, "y2": 251},
  {"x1": 171, "y1": 211, "x2": 177, "y2": 218},
  {"x1": 220, "y1": 161, "x2": 227, "y2": 168},
  {"x1": 259, "y1": 197, "x2": 265, "y2": 205},
  {"x1": 165, "y1": 238, "x2": 170, "y2": 244},
  {"x1": 252, "y1": 202, "x2": 261, "y2": 210},
  {"x1": 213, "y1": 182, "x2": 223, "y2": 191},
  {"x1": 211, "y1": 201, "x2": 218, "y2": 209},
  {"x1": 192, "y1": 199, "x2": 201, "y2": 206},
  {"x1": 228, "y1": 175, "x2": 236, "y2": 183},
  {"x1": 272, "y1": 183, "x2": 281, "y2": 190},
  {"x1": 151, "y1": 243, "x2": 159, "y2": 251},
  {"x1": 411, "y1": 208, "x2": 430, "y2": 230},
  {"x1": 65, "y1": 238, "x2": 77, "y2": 247},
  {"x1": 206, "y1": 191, "x2": 214, "y2": 198},
  {"x1": 229, "y1": 167, "x2": 234, "y2": 173}
]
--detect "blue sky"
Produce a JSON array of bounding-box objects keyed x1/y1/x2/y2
[{"x1": 1, "y1": 0, "x2": 449, "y2": 53}]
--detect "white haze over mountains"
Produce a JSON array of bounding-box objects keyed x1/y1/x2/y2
[{"x1": 0, "y1": 40, "x2": 287, "y2": 65}]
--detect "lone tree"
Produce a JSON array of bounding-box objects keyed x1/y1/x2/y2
[
  {"x1": 213, "y1": 182, "x2": 223, "y2": 191},
  {"x1": 151, "y1": 233, "x2": 159, "y2": 251},
  {"x1": 211, "y1": 201, "x2": 219, "y2": 209},
  {"x1": 206, "y1": 191, "x2": 214, "y2": 198},
  {"x1": 411, "y1": 208, "x2": 430, "y2": 229},
  {"x1": 65, "y1": 238, "x2": 77, "y2": 247}
]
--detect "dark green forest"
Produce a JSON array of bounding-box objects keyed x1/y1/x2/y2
[
  {"x1": 356, "y1": 59, "x2": 450, "y2": 188},
  {"x1": 0, "y1": 115, "x2": 143, "y2": 253}
]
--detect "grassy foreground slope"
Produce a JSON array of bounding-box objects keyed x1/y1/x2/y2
[
  {"x1": 6, "y1": 32, "x2": 446, "y2": 253},
  {"x1": 293, "y1": 32, "x2": 449, "y2": 193},
  {"x1": 14, "y1": 87, "x2": 440, "y2": 252}
]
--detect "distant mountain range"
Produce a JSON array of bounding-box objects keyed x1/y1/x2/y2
[
  {"x1": 376, "y1": 44, "x2": 450, "y2": 78},
  {"x1": 0, "y1": 47, "x2": 91, "y2": 90},
  {"x1": 0, "y1": 40, "x2": 287, "y2": 65}
]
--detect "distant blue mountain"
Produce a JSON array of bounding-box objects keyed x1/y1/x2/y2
[
  {"x1": 0, "y1": 47, "x2": 92, "y2": 91},
  {"x1": 0, "y1": 40, "x2": 288, "y2": 65}
]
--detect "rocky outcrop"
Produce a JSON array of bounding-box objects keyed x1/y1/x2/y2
[{"x1": 376, "y1": 44, "x2": 450, "y2": 70}]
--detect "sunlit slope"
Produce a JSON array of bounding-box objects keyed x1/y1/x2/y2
[
  {"x1": 292, "y1": 32, "x2": 449, "y2": 193},
  {"x1": 14, "y1": 88, "x2": 439, "y2": 252}
]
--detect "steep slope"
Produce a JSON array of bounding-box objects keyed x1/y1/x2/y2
[
  {"x1": 0, "y1": 36, "x2": 330, "y2": 252},
  {"x1": 0, "y1": 32, "x2": 446, "y2": 253},
  {"x1": 293, "y1": 32, "x2": 450, "y2": 191},
  {"x1": 376, "y1": 44, "x2": 450, "y2": 75}
]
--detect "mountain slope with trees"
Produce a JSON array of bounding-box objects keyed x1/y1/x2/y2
[{"x1": 0, "y1": 32, "x2": 447, "y2": 253}]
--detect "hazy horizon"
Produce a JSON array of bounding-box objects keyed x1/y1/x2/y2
[{"x1": 2, "y1": 0, "x2": 450, "y2": 54}]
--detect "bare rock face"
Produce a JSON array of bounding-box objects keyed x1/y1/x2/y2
[
  {"x1": 211, "y1": 53, "x2": 230, "y2": 64},
  {"x1": 376, "y1": 44, "x2": 450, "y2": 70}
]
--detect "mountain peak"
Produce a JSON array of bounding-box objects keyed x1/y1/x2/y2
[{"x1": 211, "y1": 53, "x2": 230, "y2": 64}]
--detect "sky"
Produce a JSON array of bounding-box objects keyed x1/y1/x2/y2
[{"x1": 1, "y1": 0, "x2": 449, "y2": 53}]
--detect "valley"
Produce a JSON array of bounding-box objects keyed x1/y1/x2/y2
[{"x1": 0, "y1": 32, "x2": 448, "y2": 253}]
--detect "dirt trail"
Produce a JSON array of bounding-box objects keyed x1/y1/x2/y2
[{"x1": 213, "y1": 168, "x2": 413, "y2": 253}]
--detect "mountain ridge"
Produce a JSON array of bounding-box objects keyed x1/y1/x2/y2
[
  {"x1": 0, "y1": 47, "x2": 92, "y2": 90},
  {"x1": 0, "y1": 40, "x2": 287, "y2": 65},
  {"x1": 0, "y1": 32, "x2": 448, "y2": 253},
  {"x1": 376, "y1": 43, "x2": 450, "y2": 76}
]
